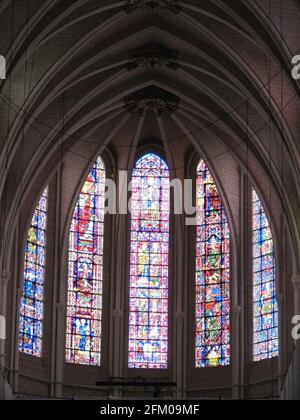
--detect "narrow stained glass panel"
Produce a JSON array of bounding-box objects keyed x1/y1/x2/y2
[
  {"x1": 19, "y1": 187, "x2": 48, "y2": 357},
  {"x1": 252, "y1": 190, "x2": 278, "y2": 361},
  {"x1": 128, "y1": 153, "x2": 170, "y2": 369},
  {"x1": 195, "y1": 161, "x2": 230, "y2": 368},
  {"x1": 66, "y1": 157, "x2": 105, "y2": 366}
]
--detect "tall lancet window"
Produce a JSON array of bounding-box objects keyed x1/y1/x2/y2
[
  {"x1": 252, "y1": 190, "x2": 278, "y2": 361},
  {"x1": 66, "y1": 157, "x2": 106, "y2": 366},
  {"x1": 128, "y1": 153, "x2": 170, "y2": 369},
  {"x1": 19, "y1": 187, "x2": 48, "y2": 356},
  {"x1": 195, "y1": 161, "x2": 230, "y2": 368}
]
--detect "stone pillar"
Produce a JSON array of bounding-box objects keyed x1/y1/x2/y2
[
  {"x1": 54, "y1": 302, "x2": 64, "y2": 398},
  {"x1": 175, "y1": 311, "x2": 185, "y2": 399},
  {"x1": 291, "y1": 275, "x2": 300, "y2": 400},
  {"x1": 111, "y1": 213, "x2": 127, "y2": 385},
  {"x1": 277, "y1": 292, "x2": 285, "y2": 393},
  {"x1": 0, "y1": 367, "x2": 13, "y2": 400},
  {"x1": 112, "y1": 310, "x2": 123, "y2": 398},
  {"x1": 0, "y1": 270, "x2": 13, "y2": 400},
  {"x1": 0, "y1": 271, "x2": 10, "y2": 370},
  {"x1": 232, "y1": 305, "x2": 242, "y2": 399}
]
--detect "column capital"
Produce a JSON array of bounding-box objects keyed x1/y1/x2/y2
[
  {"x1": 233, "y1": 305, "x2": 242, "y2": 314},
  {"x1": 112, "y1": 310, "x2": 123, "y2": 319},
  {"x1": 175, "y1": 311, "x2": 185, "y2": 321},
  {"x1": 0, "y1": 271, "x2": 10, "y2": 286},
  {"x1": 292, "y1": 275, "x2": 300, "y2": 290}
]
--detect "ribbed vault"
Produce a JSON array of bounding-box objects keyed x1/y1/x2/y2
[{"x1": 0, "y1": 0, "x2": 300, "y2": 271}]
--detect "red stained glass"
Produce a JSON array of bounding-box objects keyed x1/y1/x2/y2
[
  {"x1": 195, "y1": 161, "x2": 230, "y2": 368},
  {"x1": 66, "y1": 157, "x2": 105, "y2": 366},
  {"x1": 128, "y1": 153, "x2": 170, "y2": 369}
]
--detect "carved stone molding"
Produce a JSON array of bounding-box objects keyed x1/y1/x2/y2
[
  {"x1": 233, "y1": 305, "x2": 242, "y2": 315},
  {"x1": 128, "y1": 44, "x2": 179, "y2": 71},
  {"x1": 112, "y1": 310, "x2": 123, "y2": 319},
  {"x1": 0, "y1": 271, "x2": 10, "y2": 286},
  {"x1": 124, "y1": 86, "x2": 180, "y2": 116},
  {"x1": 124, "y1": 0, "x2": 182, "y2": 14},
  {"x1": 175, "y1": 311, "x2": 185, "y2": 321},
  {"x1": 292, "y1": 275, "x2": 300, "y2": 291}
]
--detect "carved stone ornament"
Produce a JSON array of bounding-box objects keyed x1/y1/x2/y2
[
  {"x1": 124, "y1": 86, "x2": 180, "y2": 116},
  {"x1": 128, "y1": 44, "x2": 179, "y2": 71},
  {"x1": 124, "y1": 0, "x2": 182, "y2": 14}
]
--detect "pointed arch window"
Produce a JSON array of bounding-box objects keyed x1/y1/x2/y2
[
  {"x1": 66, "y1": 157, "x2": 106, "y2": 366},
  {"x1": 252, "y1": 190, "x2": 278, "y2": 361},
  {"x1": 128, "y1": 153, "x2": 170, "y2": 369},
  {"x1": 19, "y1": 187, "x2": 48, "y2": 356},
  {"x1": 195, "y1": 161, "x2": 231, "y2": 368}
]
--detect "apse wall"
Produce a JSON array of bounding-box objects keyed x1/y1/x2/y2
[
  {"x1": 3, "y1": 122, "x2": 296, "y2": 400},
  {"x1": 0, "y1": 0, "x2": 300, "y2": 401}
]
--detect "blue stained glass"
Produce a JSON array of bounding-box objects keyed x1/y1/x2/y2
[
  {"x1": 128, "y1": 153, "x2": 170, "y2": 369},
  {"x1": 252, "y1": 190, "x2": 278, "y2": 361},
  {"x1": 19, "y1": 187, "x2": 48, "y2": 357},
  {"x1": 195, "y1": 161, "x2": 230, "y2": 368},
  {"x1": 66, "y1": 157, "x2": 106, "y2": 366}
]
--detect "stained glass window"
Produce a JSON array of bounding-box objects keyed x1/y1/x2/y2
[
  {"x1": 66, "y1": 157, "x2": 106, "y2": 366},
  {"x1": 19, "y1": 187, "x2": 48, "y2": 357},
  {"x1": 195, "y1": 161, "x2": 230, "y2": 368},
  {"x1": 252, "y1": 190, "x2": 278, "y2": 361},
  {"x1": 128, "y1": 153, "x2": 170, "y2": 369}
]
